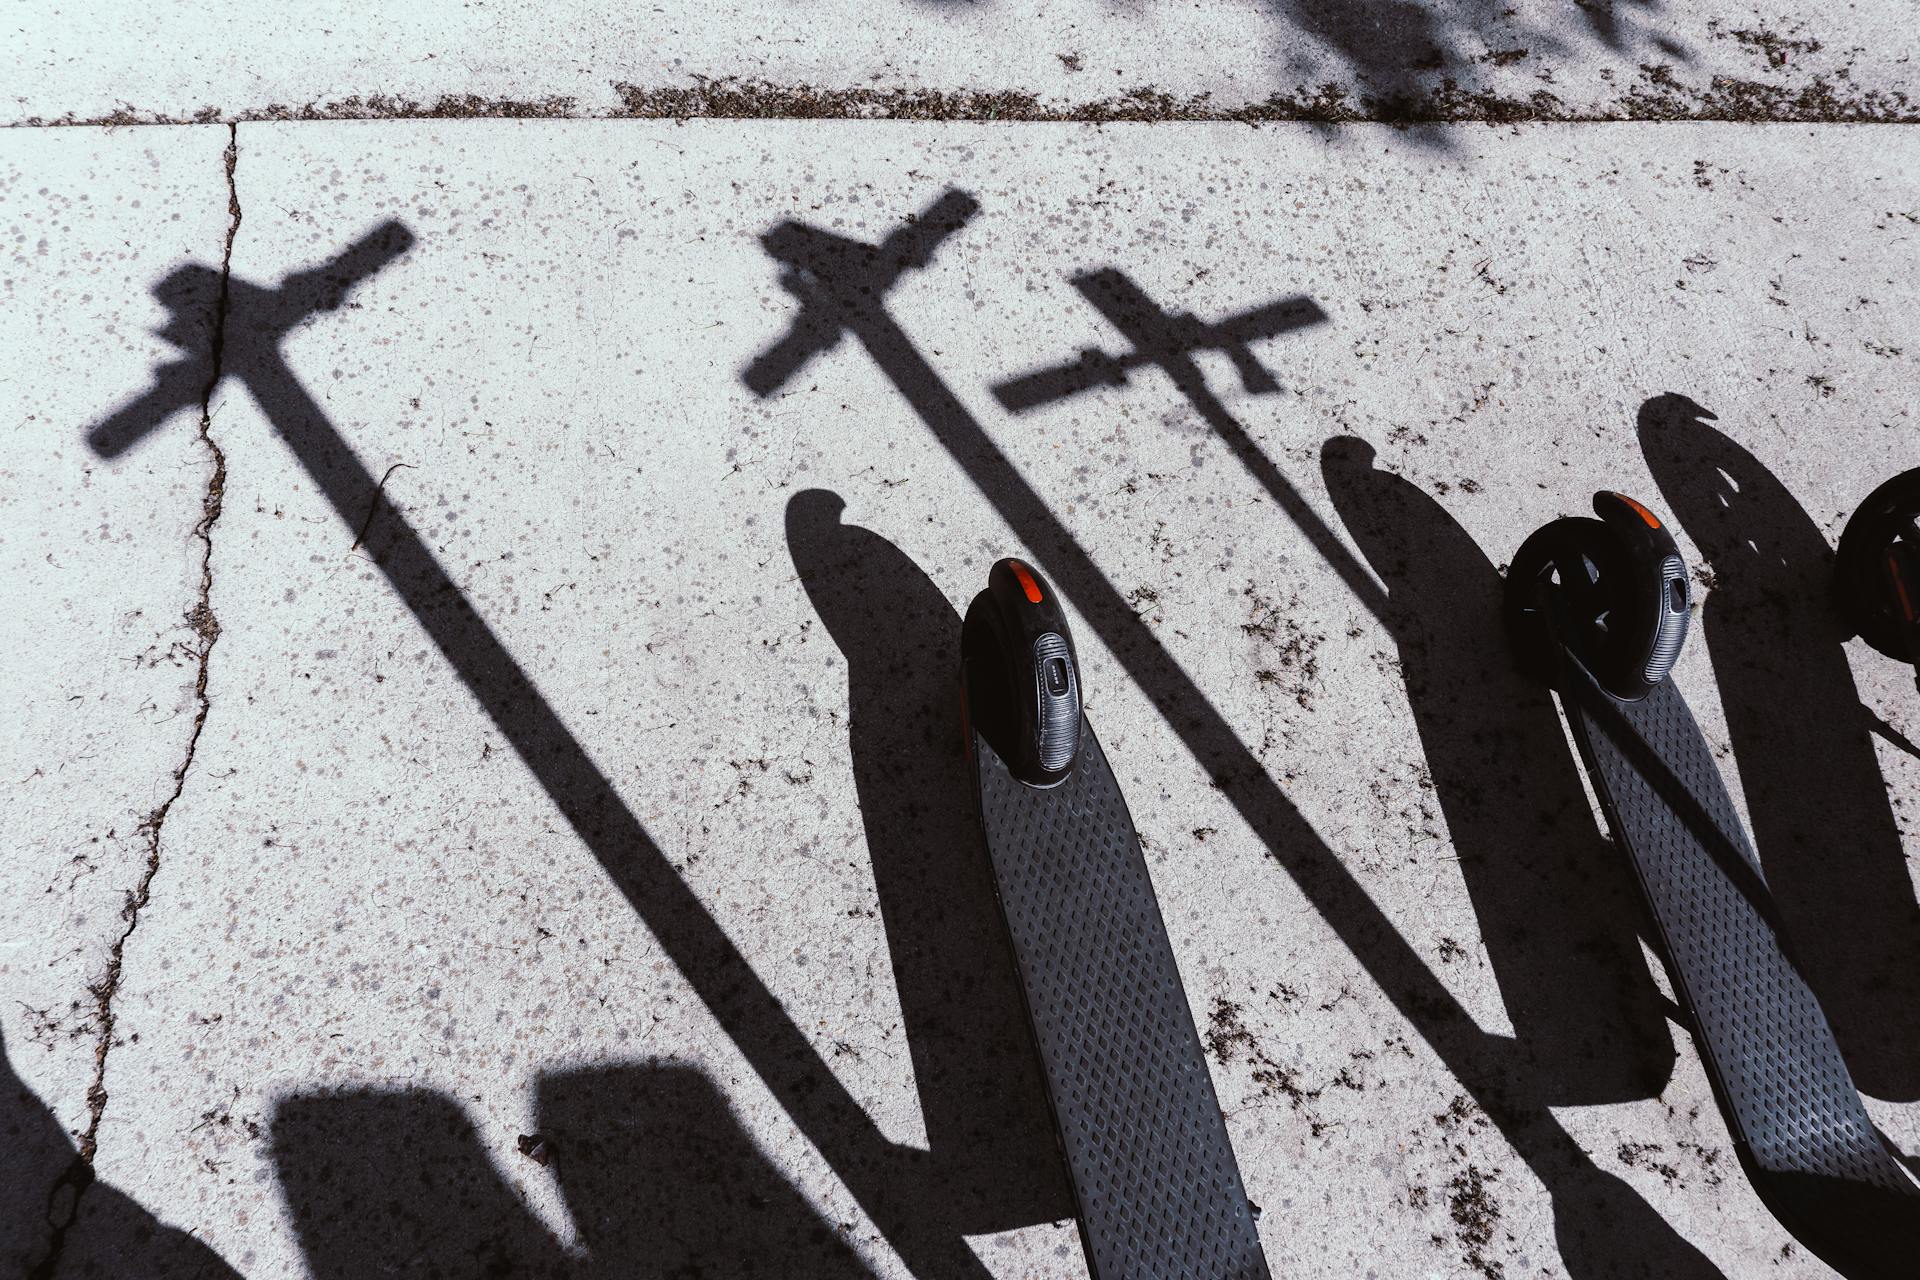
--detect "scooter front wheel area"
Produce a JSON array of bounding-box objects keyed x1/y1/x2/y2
[
  {"x1": 1513, "y1": 495, "x2": 1920, "y2": 1276},
  {"x1": 1834, "y1": 466, "x2": 1920, "y2": 662},
  {"x1": 1505, "y1": 515, "x2": 1614, "y2": 683},
  {"x1": 1504, "y1": 494, "x2": 1690, "y2": 702}
]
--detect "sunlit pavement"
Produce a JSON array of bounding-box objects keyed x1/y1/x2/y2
[{"x1": 5, "y1": 10, "x2": 1919, "y2": 1277}]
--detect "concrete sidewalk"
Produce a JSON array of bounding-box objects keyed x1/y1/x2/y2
[
  {"x1": 8, "y1": 2, "x2": 1914, "y2": 127},
  {"x1": 4, "y1": 114, "x2": 1919, "y2": 1278}
]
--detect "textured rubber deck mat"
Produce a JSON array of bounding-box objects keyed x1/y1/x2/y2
[
  {"x1": 973, "y1": 722, "x2": 1270, "y2": 1280},
  {"x1": 1560, "y1": 658, "x2": 1920, "y2": 1273}
]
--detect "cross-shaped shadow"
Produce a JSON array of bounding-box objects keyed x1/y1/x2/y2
[
  {"x1": 745, "y1": 189, "x2": 1725, "y2": 1278},
  {"x1": 990, "y1": 269, "x2": 1396, "y2": 626},
  {"x1": 990, "y1": 269, "x2": 1319, "y2": 407},
  {"x1": 87, "y1": 220, "x2": 1027, "y2": 1277}
]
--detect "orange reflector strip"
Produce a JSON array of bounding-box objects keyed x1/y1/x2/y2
[
  {"x1": 1890, "y1": 549, "x2": 1917, "y2": 623},
  {"x1": 1614, "y1": 493, "x2": 1664, "y2": 529},
  {"x1": 1010, "y1": 561, "x2": 1044, "y2": 604}
]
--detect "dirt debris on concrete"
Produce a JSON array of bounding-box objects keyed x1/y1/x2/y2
[
  {"x1": 1242, "y1": 585, "x2": 1325, "y2": 712},
  {"x1": 12, "y1": 62, "x2": 1917, "y2": 128},
  {"x1": 1712, "y1": 19, "x2": 1826, "y2": 70},
  {"x1": 1445, "y1": 1164, "x2": 1507, "y2": 1279},
  {"x1": 1206, "y1": 996, "x2": 1334, "y2": 1135}
]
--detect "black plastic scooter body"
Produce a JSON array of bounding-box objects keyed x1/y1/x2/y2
[
  {"x1": 1508, "y1": 495, "x2": 1920, "y2": 1278},
  {"x1": 966, "y1": 558, "x2": 1084, "y2": 786},
  {"x1": 1836, "y1": 466, "x2": 1920, "y2": 668},
  {"x1": 963, "y1": 559, "x2": 1270, "y2": 1280}
]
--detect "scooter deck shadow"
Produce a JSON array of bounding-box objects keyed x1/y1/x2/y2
[
  {"x1": 1558, "y1": 657, "x2": 1920, "y2": 1272},
  {"x1": 973, "y1": 720, "x2": 1270, "y2": 1280}
]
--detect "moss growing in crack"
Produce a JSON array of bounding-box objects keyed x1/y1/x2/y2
[
  {"x1": 616, "y1": 78, "x2": 1044, "y2": 120},
  {"x1": 14, "y1": 66, "x2": 1918, "y2": 128},
  {"x1": 259, "y1": 92, "x2": 582, "y2": 121},
  {"x1": 610, "y1": 77, "x2": 1366, "y2": 124}
]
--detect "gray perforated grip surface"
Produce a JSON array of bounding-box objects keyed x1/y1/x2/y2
[
  {"x1": 972, "y1": 721, "x2": 1270, "y2": 1280},
  {"x1": 1558, "y1": 658, "x2": 1920, "y2": 1275}
]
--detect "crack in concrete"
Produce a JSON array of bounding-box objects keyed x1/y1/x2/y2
[
  {"x1": 30, "y1": 122, "x2": 239, "y2": 1280},
  {"x1": 6, "y1": 68, "x2": 1917, "y2": 128}
]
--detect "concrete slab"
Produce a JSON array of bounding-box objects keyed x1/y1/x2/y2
[
  {"x1": 35, "y1": 116, "x2": 1920, "y2": 1279},
  {"x1": 0, "y1": 124, "x2": 234, "y2": 1272},
  {"x1": 6, "y1": 3, "x2": 1915, "y2": 129}
]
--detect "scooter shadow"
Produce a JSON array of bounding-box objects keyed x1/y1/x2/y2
[
  {"x1": 785, "y1": 488, "x2": 1073, "y2": 1233},
  {"x1": 2, "y1": 1027, "x2": 242, "y2": 1278},
  {"x1": 1638, "y1": 392, "x2": 1920, "y2": 1105},
  {"x1": 1322, "y1": 437, "x2": 1732, "y2": 1280},
  {"x1": 1321, "y1": 436, "x2": 1677, "y2": 1104},
  {"x1": 272, "y1": 1063, "x2": 879, "y2": 1278}
]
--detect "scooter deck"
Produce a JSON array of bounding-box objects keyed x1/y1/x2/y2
[
  {"x1": 1557, "y1": 656, "x2": 1920, "y2": 1273},
  {"x1": 973, "y1": 720, "x2": 1270, "y2": 1280}
]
